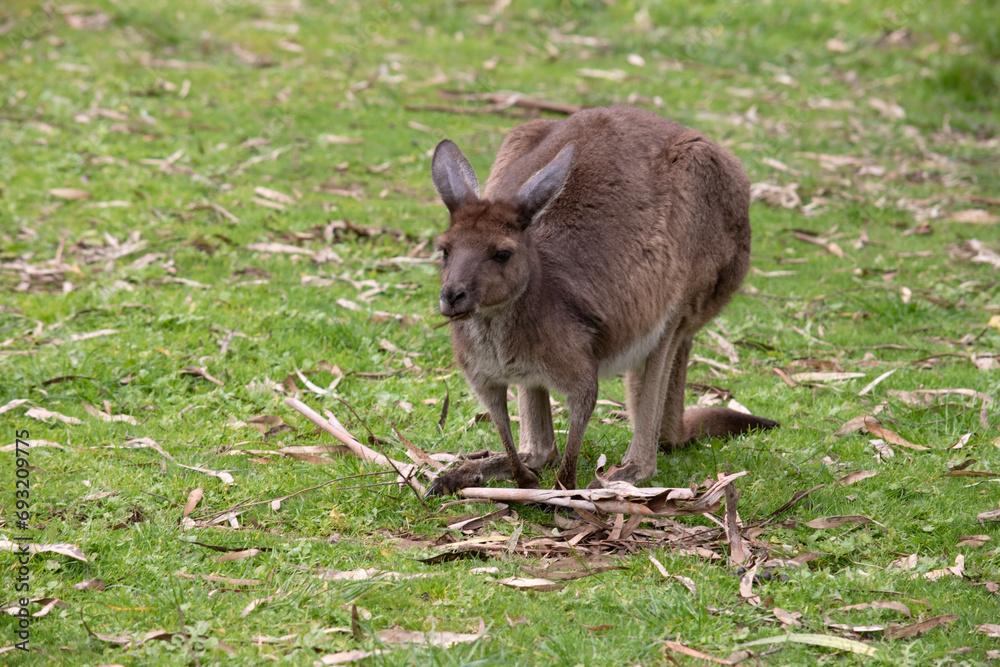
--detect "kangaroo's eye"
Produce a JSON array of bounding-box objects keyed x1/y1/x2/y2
[
  {"x1": 493, "y1": 250, "x2": 512, "y2": 264},
  {"x1": 438, "y1": 247, "x2": 449, "y2": 259}
]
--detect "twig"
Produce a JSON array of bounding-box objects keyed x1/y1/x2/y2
[
  {"x1": 140, "y1": 490, "x2": 184, "y2": 507},
  {"x1": 457, "y1": 472, "x2": 746, "y2": 517},
  {"x1": 196, "y1": 471, "x2": 397, "y2": 522},
  {"x1": 333, "y1": 397, "x2": 431, "y2": 508},
  {"x1": 284, "y1": 397, "x2": 428, "y2": 498},
  {"x1": 433, "y1": 313, "x2": 470, "y2": 329},
  {"x1": 436, "y1": 90, "x2": 582, "y2": 115},
  {"x1": 724, "y1": 482, "x2": 748, "y2": 567},
  {"x1": 405, "y1": 104, "x2": 510, "y2": 116}
]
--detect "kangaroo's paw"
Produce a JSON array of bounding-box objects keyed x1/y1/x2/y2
[
  {"x1": 426, "y1": 464, "x2": 485, "y2": 497},
  {"x1": 425, "y1": 452, "x2": 541, "y2": 497}
]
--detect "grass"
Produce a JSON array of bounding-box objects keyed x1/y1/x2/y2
[{"x1": 1, "y1": 0, "x2": 999, "y2": 664}]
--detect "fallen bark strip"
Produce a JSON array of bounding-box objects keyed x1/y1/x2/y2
[
  {"x1": 457, "y1": 471, "x2": 747, "y2": 518},
  {"x1": 284, "y1": 397, "x2": 427, "y2": 496}
]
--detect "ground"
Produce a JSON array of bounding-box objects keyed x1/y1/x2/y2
[{"x1": 1, "y1": 0, "x2": 999, "y2": 665}]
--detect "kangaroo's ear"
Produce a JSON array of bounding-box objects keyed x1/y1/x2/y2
[
  {"x1": 515, "y1": 143, "x2": 574, "y2": 228},
  {"x1": 432, "y1": 140, "x2": 480, "y2": 214}
]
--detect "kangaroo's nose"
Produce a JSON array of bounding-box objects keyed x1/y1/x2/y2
[{"x1": 441, "y1": 285, "x2": 469, "y2": 310}]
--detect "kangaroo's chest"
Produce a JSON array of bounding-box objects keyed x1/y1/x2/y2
[{"x1": 456, "y1": 317, "x2": 551, "y2": 387}]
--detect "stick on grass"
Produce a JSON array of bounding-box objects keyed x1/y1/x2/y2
[{"x1": 284, "y1": 396, "x2": 427, "y2": 496}]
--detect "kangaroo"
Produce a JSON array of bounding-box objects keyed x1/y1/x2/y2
[{"x1": 427, "y1": 106, "x2": 777, "y2": 496}]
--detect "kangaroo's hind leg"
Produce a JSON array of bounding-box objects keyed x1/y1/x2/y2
[
  {"x1": 605, "y1": 325, "x2": 680, "y2": 484},
  {"x1": 657, "y1": 334, "x2": 693, "y2": 449},
  {"x1": 517, "y1": 385, "x2": 558, "y2": 470}
]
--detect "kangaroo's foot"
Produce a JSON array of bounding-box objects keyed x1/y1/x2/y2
[{"x1": 585, "y1": 461, "x2": 656, "y2": 490}]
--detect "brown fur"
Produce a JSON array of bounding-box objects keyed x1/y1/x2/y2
[{"x1": 427, "y1": 106, "x2": 777, "y2": 496}]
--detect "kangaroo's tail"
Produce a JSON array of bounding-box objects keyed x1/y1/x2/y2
[{"x1": 677, "y1": 407, "x2": 779, "y2": 446}]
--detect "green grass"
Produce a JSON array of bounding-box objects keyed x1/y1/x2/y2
[{"x1": 1, "y1": 0, "x2": 999, "y2": 664}]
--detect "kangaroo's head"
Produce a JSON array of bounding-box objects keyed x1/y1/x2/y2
[{"x1": 431, "y1": 139, "x2": 574, "y2": 318}]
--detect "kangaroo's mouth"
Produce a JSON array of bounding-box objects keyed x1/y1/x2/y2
[
  {"x1": 434, "y1": 311, "x2": 472, "y2": 329},
  {"x1": 438, "y1": 298, "x2": 476, "y2": 319}
]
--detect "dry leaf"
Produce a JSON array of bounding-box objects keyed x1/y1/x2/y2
[
  {"x1": 792, "y1": 372, "x2": 866, "y2": 382},
  {"x1": 948, "y1": 209, "x2": 999, "y2": 224},
  {"x1": 246, "y1": 242, "x2": 314, "y2": 256},
  {"x1": 241, "y1": 590, "x2": 281, "y2": 617},
  {"x1": 884, "y1": 615, "x2": 958, "y2": 639},
  {"x1": 922, "y1": 553, "x2": 964, "y2": 580},
  {"x1": 217, "y1": 548, "x2": 262, "y2": 563},
  {"x1": 803, "y1": 515, "x2": 874, "y2": 529},
  {"x1": 956, "y1": 534, "x2": 990, "y2": 548},
  {"x1": 648, "y1": 555, "x2": 697, "y2": 595},
  {"x1": 825, "y1": 622, "x2": 885, "y2": 633},
  {"x1": 496, "y1": 577, "x2": 564, "y2": 592},
  {"x1": 253, "y1": 186, "x2": 295, "y2": 205},
  {"x1": 773, "y1": 607, "x2": 802, "y2": 627},
  {"x1": 66, "y1": 329, "x2": 119, "y2": 343},
  {"x1": 858, "y1": 369, "x2": 897, "y2": 396},
  {"x1": 889, "y1": 388, "x2": 995, "y2": 408},
  {"x1": 577, "y1": 68, "x2": 627, "y2": 81},
  {"x1": 73, "y1": 578, "x2": 106, "y2": 591},
  {"x1": 375, "y1": 619, "x2": 485, "y2": 647},
  {"x1": 304, "y1": 567, "x2": 430, "y2": 582},
  {"x1": 868, "y1": 98, "x2": 905, "y2": 119},
  {"x1": 183, "y1": 488, "x2": 203, "y2": 518},
  {"x1": 315, "y1": 650, "x2": 388, "y2": 665},
  {"x1": 49, "y1": 187, "x2": 91, "y2": 200},
  {"x1": 582, "y1": 623, "x2": 614, "y2": 632},
  {"x1": 834, "y1": 414, "x2": 870, "y2": 435},
  {"x1": 950, "y1": 433, "x2": 973, "y2": 450},
  {"x1": 739, "y1": 560, "x2": 762, "y2": 606},
  {"x1": 0, "y1": 541, "x2": 88, "y2": 562},
  {"x1": 871, "y1": 439, "x2": 895, "y2": 462},
  {"x1": 320, "y1": 134, "x2": 364, "y2": 145},
  {"x1": 837, "y1": 470, "x2": 877, "y2": 486},
  {"x1": 976, "y1": 508, "x2": 1000, "y2": 522},
  {"x1": 246, "y1": 415, "x2": 289, "y2": 432},
  {"x1": 275, "y1": 445, "x2": 347, "y2": 463},
  {"x1": 0, "y1": 399, "x2": 29, "y2": 414},
  {"x1": 180, "y1": 366, "x2": 225, "y2": 386},
  {"x1": 977, "y1": 624, "x2": 1000, "y2": 638},
  {"x1": 520, "y1": 555, "x2": 622, "y2": 581},
  {"x1": 889, "y1": 553, "x2": 918, "y2": 570},
  {"x1": 864, "y1": 416, "x2": 929, "y2": 450},
  {"x1": 662, "y1": 640, "x2": 733, "y2": 664},
  {"x1": 751, "y1": 182, "x2": 801, "y2": 208},
  {"x1": 24, "y1": 407, "x2": 83, "y2": 425},
  {"x1": 83, "y1": 402, "x2": 137, "y2": 425},
  {"x1": 30, "y1": 598, "x2": 70, "y2": 617},
  {"x1": 0, "y1": 440, "x2": 65, "y2": 452}
]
